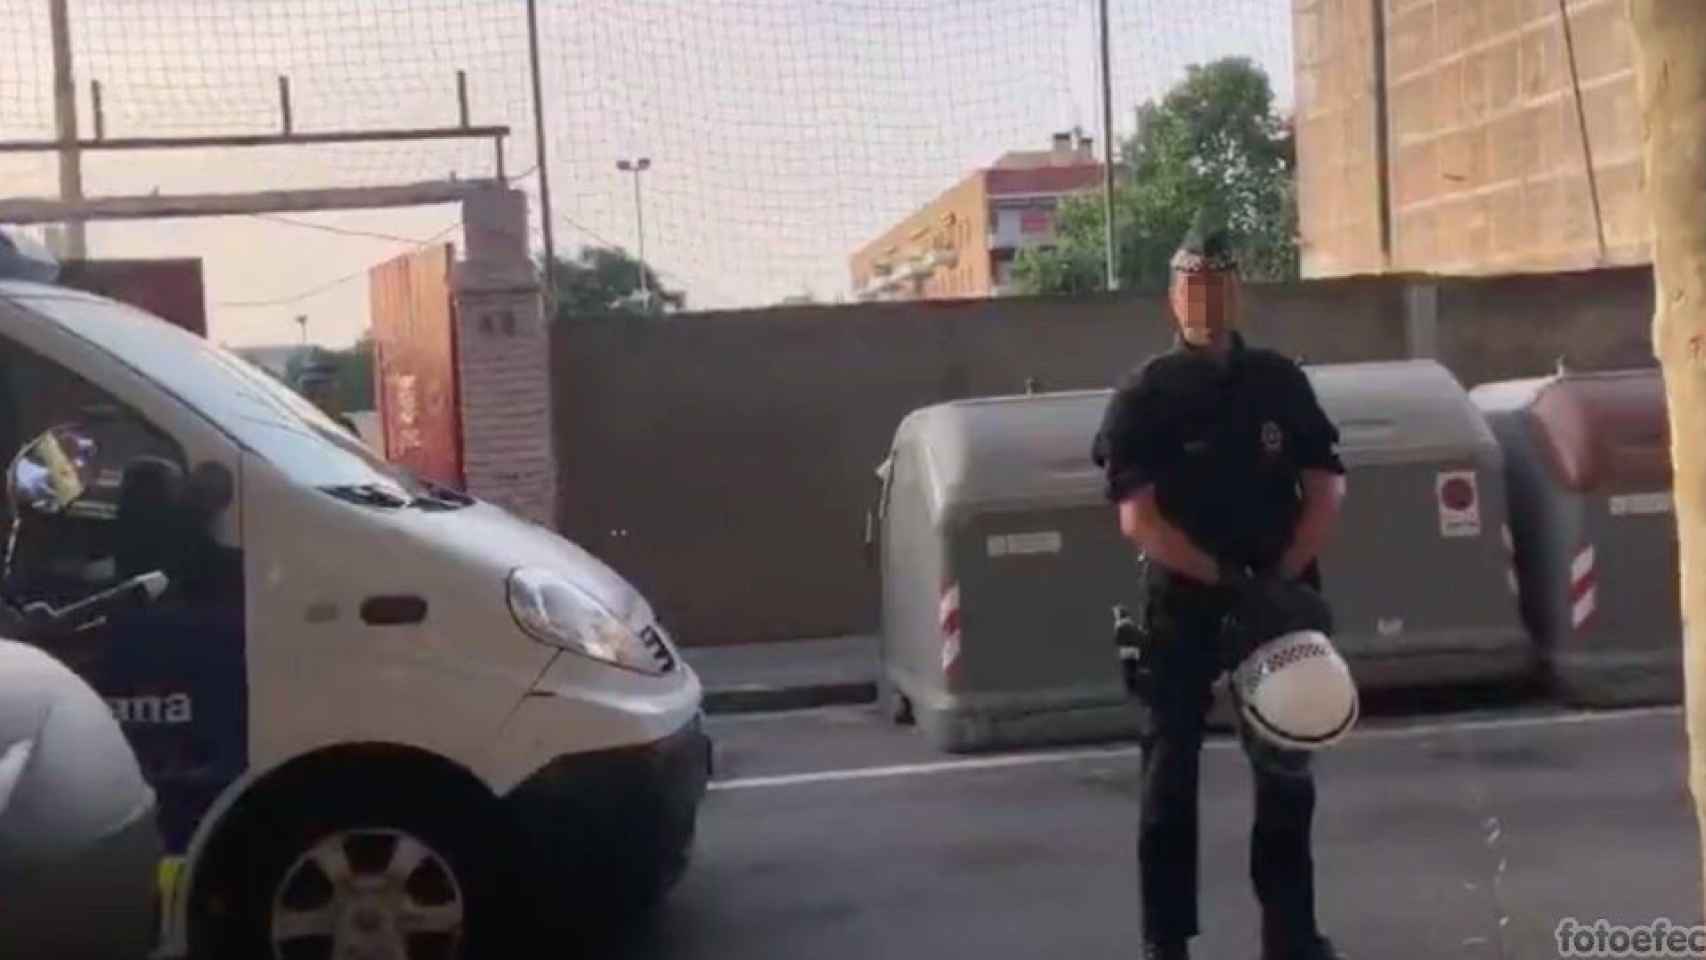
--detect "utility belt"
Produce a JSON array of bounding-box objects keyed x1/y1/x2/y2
[
  {"x1": 1111, "y1": 602, "x2": 1153, "y2": 702},
  {"x1": 1112, "y1": 558, "x2": 1332, "y2": 705},
  {"x1": 1109, "y1": 595, "x2": 1211, "y2": 705},
  {"x1": 1111, "y1": 558, "x2": 1170, "y2": 703}
]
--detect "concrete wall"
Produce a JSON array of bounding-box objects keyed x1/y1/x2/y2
[
  {"x1": 1431, "y1": 264, "x2": 1655, "y2": 386},
  {"x1": 550, "y1": 268, "x2": 1654, "y2": 647},
  {"x1": 1295, "y1": 0, "x2": 1650, "y2": 278},
  {"x1": 552, "y1": 277, "x2": 1410, "y2": 647}
]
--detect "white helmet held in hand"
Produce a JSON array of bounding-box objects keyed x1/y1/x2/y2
[{"x1": 1231, "y1": 629, "x2": 1359, "y2": 751}]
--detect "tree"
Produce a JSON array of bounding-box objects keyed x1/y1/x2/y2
[
  {"x1": 330, "y1": 335, "x2": 375, "y2": 412},
  {"x1": 1629, "y1": 0, "x2": 1706, "y2": 915},
  {"x1": 283, "y1": 337, "x2": 374, "y2": 411},
  {"x1": 544, "y1": 246, "x2": 685, "y2": 320},
  {"x1": 1014, "y1": 56, "x2": 1299, "y2": 295}
]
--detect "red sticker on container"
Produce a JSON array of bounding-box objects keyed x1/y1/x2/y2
[
  {"x1": 1436, "y1": 470, "x2": 1482, "y2": 538},
  {"x1": 1440, "y1": 476, "x2": 1475, "y2": 511}
]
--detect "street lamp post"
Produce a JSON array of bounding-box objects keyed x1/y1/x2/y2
[
  {"x1": 1097, "y1": 0, "x2": 1118, "y2": 292},
  {"x1": 616, "y1": 157, "x2": 651, "y2": 303}
]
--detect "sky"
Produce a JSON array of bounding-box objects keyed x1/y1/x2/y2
[{"x1": 0, "y1": 0, "x2": 1293, "y2": 349}]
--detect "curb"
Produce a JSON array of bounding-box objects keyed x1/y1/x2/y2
[{"x1": 703, "y1": 681, "x2": 877, "y2": 715}]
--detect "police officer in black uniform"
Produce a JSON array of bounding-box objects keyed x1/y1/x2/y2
[{"x1": 1093, "y1": 213, "x2": 1349, "y2": 960}]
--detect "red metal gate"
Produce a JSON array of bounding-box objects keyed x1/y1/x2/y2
[
  {"x1": 56, "y1": 258, "x2": 208, "y2": 336},
  {"x1": 369, "y1": 244, "x2": 464, "y2": 489}
]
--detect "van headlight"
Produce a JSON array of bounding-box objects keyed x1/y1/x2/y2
[{"x1": 506, "y1": 568, "x2": 661, "y2": 674}]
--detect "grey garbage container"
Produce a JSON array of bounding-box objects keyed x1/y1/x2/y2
[
  {"x1": 1471, "y1": 367, "x2": 1678, "y2": 706},
  {"x1": 874, "y1": 360, "x2": 1532, "y2": 752},
  {"x1": 1306, "y1": 360, "x2": 1534, "y2": 693},
  {"x1": 874, "y1": 390, "x2": 1146, "y2": 752}
]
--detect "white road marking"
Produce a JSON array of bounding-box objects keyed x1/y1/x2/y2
[{"x1": 708, "y1": 704, "x2": 1680, "y2": 792}]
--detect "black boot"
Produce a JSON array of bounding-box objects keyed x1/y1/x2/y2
[{"x1": 1145, "y1": 941, "x2": 1190, "y2": 960}]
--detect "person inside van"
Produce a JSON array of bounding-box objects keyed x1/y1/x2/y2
[{"x1": 1, "y1": 343, "x2": 195, "y2": 612}]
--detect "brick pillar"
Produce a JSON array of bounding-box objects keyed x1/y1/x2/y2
[{"x1": 452, "y1": 187, "x2": 558, "y2": 528}]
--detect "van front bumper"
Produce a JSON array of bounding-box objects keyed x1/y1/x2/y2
[{"x1": 500, "y1": 715, "x2": 711, "y2": 906}]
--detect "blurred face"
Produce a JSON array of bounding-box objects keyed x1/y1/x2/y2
[{"x1": 1169, "y1": 269, "x2": 1240, "y2": 348}]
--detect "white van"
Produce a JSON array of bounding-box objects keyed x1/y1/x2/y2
[{"x1": 0, "y1": 240, "x2": 709, "y2": 958}]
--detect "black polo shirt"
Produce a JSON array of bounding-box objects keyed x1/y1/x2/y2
[{"x1": 1092, "y1": 332, "x2": 1345, "y2": 573}]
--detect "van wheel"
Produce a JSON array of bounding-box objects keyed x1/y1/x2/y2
[{"x1": 198, "y1": 774, "x2": 513, "y2": 960}]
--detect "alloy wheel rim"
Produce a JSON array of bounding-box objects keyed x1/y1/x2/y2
[{"x1": 270, "y1": 827, "x2": 465, "y2": 960}]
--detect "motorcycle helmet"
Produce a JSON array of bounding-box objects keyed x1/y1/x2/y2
[{"x1": 1231, "y1": 627, "x2": 1359, "y2": 751}]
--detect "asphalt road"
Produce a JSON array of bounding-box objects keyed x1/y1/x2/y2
[{"x1": 596, "y1": 702, "x2": 1701, "y2": 960}]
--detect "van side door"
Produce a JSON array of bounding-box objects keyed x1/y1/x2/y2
[{"x1": 0, "y1": 324, "x2": 247, "y2": 860}]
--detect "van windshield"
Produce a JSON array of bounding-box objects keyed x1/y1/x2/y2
[{"x1": 2, "y1": 284, "x2": 467, "y2": 510}]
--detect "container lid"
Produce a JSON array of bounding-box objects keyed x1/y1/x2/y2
[
  {"x1": 1304, "y1": 360, "x2": 1498, "y2": 466},
  {"x1": 893, "y1": 359, "x2": 1495, "y2": 517},
  {"x1": 896, "y1": 390, "x2": 1112, "y2": 517},
  {"x1": 1516, "y1": 368, "x2": 1668, "y2": 494}
]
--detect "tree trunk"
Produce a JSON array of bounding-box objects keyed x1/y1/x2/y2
[{"x1": 1628, "y1": 0, "x2": 1706, "y2": 913}]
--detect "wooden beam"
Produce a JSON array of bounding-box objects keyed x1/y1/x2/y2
[
  {"x1": 0, "y1": 125, "x2": 510, "y2": 154},
  {"x1": 0, "y1": 180, "x2": 503, "y2": 223},
  {"x1": 48, "y1": 0, "x2": 85, "y2": 257},
  {"x1": 1629, "y1": 0, "x2": 1706, "y2": 917}
]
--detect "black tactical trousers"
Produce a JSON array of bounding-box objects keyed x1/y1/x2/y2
[{"x1": 1136, "y1": 583, "x2": 1320, "y2": 954}]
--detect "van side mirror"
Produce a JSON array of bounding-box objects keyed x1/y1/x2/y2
[{"x1": 7, "y1": 425, "x2": 99, "y2": 517}]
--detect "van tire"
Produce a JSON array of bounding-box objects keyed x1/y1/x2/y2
[{"x1": 192, "y1": 770, "x2": 516, "y2": 960}]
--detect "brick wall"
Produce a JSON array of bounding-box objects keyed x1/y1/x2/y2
[
  {"x1": 1296, "y1": 0, "x2": 1650, "y2": 278},
  {"x1": 453, "y1": 189, "x2": 557, "y2": 527},
  {"x1": 1295, "y1": 0, "x2": 1388, "y2": 276},
  {"x1": 454, "y1": 288, "x2": 555, "y2": 526}
]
